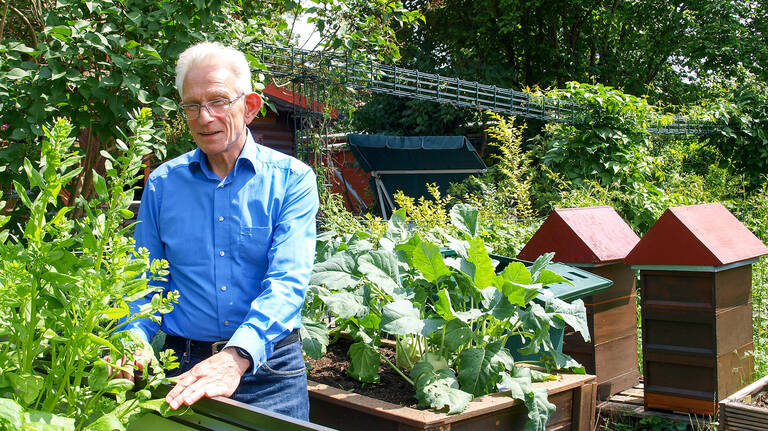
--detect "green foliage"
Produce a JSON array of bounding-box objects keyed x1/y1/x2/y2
[
  {"x1": 705, "y1": 76, "x2": 768, "y2": 189},
  {"x1": 535, "y1": 82, "x2": 659, "y2": 189},
  {"x1": 304, "y1": 205, "x2": 588, "y2": 430},
  {"x1": 0, "y1": 111, "x2": 179, "y2": 430}
]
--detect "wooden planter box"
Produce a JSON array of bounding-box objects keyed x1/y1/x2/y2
[
  {"x1": 719, "y1": 375, "x2": 768, "y2": 431},
  {"x1": 308, "y1": 373, "x2": 596, "y2": 431}
]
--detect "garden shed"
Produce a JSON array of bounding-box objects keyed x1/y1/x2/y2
[{"x1": 347, "y1": 134, "x2": 487, "y2": 218}]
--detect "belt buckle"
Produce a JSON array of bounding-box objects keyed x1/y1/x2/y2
[{"x1": 211, "y1": 341, "x2": 227, "y2": 355}]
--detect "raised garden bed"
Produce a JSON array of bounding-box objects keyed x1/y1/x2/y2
[
  {"x1": 307, "y1": 373, "x2": 596, "y2": 431},
  {"x1": 307, "y1": 339, "x2": 596, "y2": 431},
  {"x1": 719, "y1": 375, "x2": 768, "y2": 430}
]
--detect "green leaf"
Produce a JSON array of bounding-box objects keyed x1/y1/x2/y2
[
  {"x1": 102, "y1": 301, "x2": 129, "y2": 320},
  {"x1": 440, "y1": 318, "x2": 473, "y2": 351},
  {"x1": 528, "y1": 253, "x2": 554, "y2": 281},
  {"x1": 6, "y1": 68, "x2": 31, "y2": 80},
  {"x1": 8, "y1": 373, "x2": 44, "y2": 405},
  {"x1": 156, "y1": 97, "x2": 177, "y2": 111},
  {"x1": 467, "y1": 236, "x2": 495, "y2": 289},
  {"x1": 457, "y1": 341, "x2": 515, "y2": 396},
  {"x1": 450, "y1": 203, "x2": 479, "y2": 238},
  {"x1": 103, "y1": 379, "x2": 134, "y2": 393},
  {"x1": 0, "y1": 398, "x2": 23, "y2": 429},
  {"x1": 409, "y1": 236, "x2": 451, "y2": 282},
  {"x1": 92, "y1": 170, "x2": 108, "y2": 198},
  {"x1": 380, "y1": 208, "x2": 409, "y2": 248},
  {"x1": 23, "y1": 159, "x2": 45, "y2": 190},
  {"x1": 300, "y1": 316, "x2": 329, "y2": 359},
  {"x1": 497, "y1": 367, "x2": 532, "y2": 400},
  {"x1": 318, "y1": 291, "x2": 366, "y2": 319},
  {"x1": 310, "y1": 253, "x2": 359, "y2": 290},
  {"x1": 84, "y1": 413, "x2": 124, "y2": 431},
  {"x1": 380, "y1": 299, "x2": 424, "y2": 336},
  {"x1": 543, "y1": 294, "x2": 590, "y2": 342},
  {"x1": 499, "y1": 261, "x2": 533, "y2": 285},
  {"x1": 358, "y1": 250, "x2": 401, "y2": 295},
  {"x1": 347, "y1": 342, "x2": 380, "y2": 383},
  {"x1": 524, "y1": 387, "x2": 556, "y2": 431},
  {"x1": 25, "y1": 410, "x2": 75, "y2": 431},
  {"x1": 535, "y1": 269, "x2": 570, "y2": 286},
  {"x1": 501, "y1": 280, "x2": 541, "y2": 307},
  {"x1": 412, "y1": 363, "x2": 472, "y2": 415},
  {"x1": 434, "y1": 289, "x2": 457, "y2": 321},
  {"x1": 89, "y1": 363, "x2": 109, "y2": 391}
]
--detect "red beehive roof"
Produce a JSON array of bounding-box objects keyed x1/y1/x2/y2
[
  {"x1": 517, "y1": 206, "x2": 640, "y2": 264},
  {"x1": 624, "y1": 202, "x2": 768, "y2": 266}
]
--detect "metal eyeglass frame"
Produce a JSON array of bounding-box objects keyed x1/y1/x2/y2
[{"x1": 179, "y1": 93, "x2": 244, "y2": 120}]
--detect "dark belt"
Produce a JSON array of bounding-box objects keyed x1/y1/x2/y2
[{"x1": 165, "y1": 329, "x2": 300, "y2": 357}]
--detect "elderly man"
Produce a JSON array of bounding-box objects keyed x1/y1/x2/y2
[{"x1": 121, "y1": 42, "x2": 318, "y2": 420}]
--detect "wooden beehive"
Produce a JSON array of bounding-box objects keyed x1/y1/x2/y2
[
  {"x1": 518, "y1": 206, "x2": 641, "y2": 400},
  {"x1": 625, "y1": 203, "x2": 768, "y2": 415}
]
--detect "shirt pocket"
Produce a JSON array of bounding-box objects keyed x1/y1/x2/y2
[{"x1": 238, "y1": 226, "x2": 273, "y2": 269}]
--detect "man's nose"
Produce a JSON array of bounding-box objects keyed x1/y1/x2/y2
[{"x1": 198, "y1": 105, "x2": 215, "y2": 122}]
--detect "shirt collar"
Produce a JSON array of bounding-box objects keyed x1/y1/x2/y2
[{"x1": 189, "y1": 129, "x2": 260, "y2": 179}]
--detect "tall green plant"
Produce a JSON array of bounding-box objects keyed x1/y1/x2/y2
[
  {"x1": 0, "y1": 110, "x2": 179, "y2": 430},
  {"x1": 303, "y1": 205, "x2": 589, "y2": 431}
]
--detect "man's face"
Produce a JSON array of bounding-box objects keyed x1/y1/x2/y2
[{"x1": 181, "y1": 61, "x2": 255, "y2": 158}]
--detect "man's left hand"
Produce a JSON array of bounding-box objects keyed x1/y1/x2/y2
[{"x1": 165, "y1": 347, "x2": 250, "y2": 409}]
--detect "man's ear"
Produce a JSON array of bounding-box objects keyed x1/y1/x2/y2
[{"x1": 243, "y1": 93, "x2": 263, "y2": 123}]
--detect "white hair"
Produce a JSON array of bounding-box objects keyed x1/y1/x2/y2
[{"x1": 175, "y1": 42, "x2": 252, "y2": 97}]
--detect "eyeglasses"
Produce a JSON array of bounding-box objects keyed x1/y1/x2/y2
[{"x1": 179, "y1": 94, "x2": 244, "y2": 120}]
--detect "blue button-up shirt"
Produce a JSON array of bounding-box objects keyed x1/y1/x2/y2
[{"x1": 124, "y1": 131, "x2": 318, "y2": 373}]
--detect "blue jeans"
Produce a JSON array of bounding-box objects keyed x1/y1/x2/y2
[{"x1": 166, "y1": 338, "x2": 310, "y2": 421}]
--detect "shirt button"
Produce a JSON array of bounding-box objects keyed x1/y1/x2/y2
[
  {"x1": 221, "y1": 285, "x2": 227, "y2": 291},
  {"x1": 224, "y1": 320, "x2": 229, "y2": 326},
  {"x1": 218, "y1": 216, "x2": 224, "y2": 222},
  {"x1": 219, "y1": 250, "x2": 225, "y2": 257}
]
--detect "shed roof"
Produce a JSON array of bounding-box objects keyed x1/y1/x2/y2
[
  {"x1": 517, "y1": 206, "x2": 640, "y2": 264},
  {"x1": 624, "y1": 203, "x2": 768, "y2": 266}
]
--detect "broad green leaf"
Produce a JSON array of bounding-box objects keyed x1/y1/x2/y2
[
  {"x1": 497, "y1": 367, "x2": 532, "y2": 400},
  {"x1": 501, "y1": 281, "x2": 541, "y2": 307},
  {"x1": 544, "y1": 294, "x2": 590, "y2": 342},
  {"x1": 0, "y1": 398, "x2": 23, "y2": 429},
  {"x1": 25, "y1": 410, "x2": 75, "y2": 431},
  {"x1": 137, "y1": 399, "x2": 180, "y2": 417},
  {"x1": 535, "y1": 269, "x2": 571, "y2": 286},
  {"x1": 499, "y1": 261, "x2": 532, "y2": 285},
  {"x1": 441, "y1": 319, "x2": 473, "y2": 351},
  {"x1": 450, "y1": 203, "x2": 479, "y2": 238},
  {"x1": 417, "y1": 372, "x2": 472, "y2": 414},
  {"x1": 89, "y1": 363, "x2": 109, "y2": 391},
  {"x1": 467, "y1": 237, "x2": 495, "y2": 289},
  {"x1": 84, "y1": 413, "x2": 124, "y2": 431},
  {"x1": 318, "y1": 291, "x2": 366, "y2": 320},
  {"x1": 528, "y1": 253, "x2": 554, "y2": 281},
  {"x1": 410, "y1": 237, "x2": 451, "y2": 282},
  {"x1": 546, "y1": 350, "x2": 586, "y2": 374},
  {"x1": 380, "y1": 208, "x2": 409, "y2": 248},
  {"x1": 434, "y1": 289, "x2": 456, "y2": 321},
  {"x1": 6, "y1": 68, "x2": 31, "y2": 80},
  {"x1": 103, "y1": 378, "x2": 134, "y2": 393},
  {"x1": 457, "y1": 341, "x2": 515, "y2": 396},
  {"x1": 380, "y1": 299, "x2": 424, "y2": 336},
  {"x1": 92, "y1": 171, "x2": 108, "y2": 198},
  {"x1": 516, "y1": 304, "x2": 552, "y2": 356},
  {"x1": 156, "y1": 97, "x2": 177, "y2": 111},
  {"x1": 300, "y1": 317, "x2": 329, "y2": 359},
  {"x1": 358, "y1": 250, "x2": 401, "y2": 295},
  {"x1": 8, "y1": 373, "x2": 44, "y2": 405},
  {"x1": 524, "y1": 387, "x2": 556, "y2": 431},
  {"x1": 23, "y1": 159, "x2": 45, "y2": 189},
  {"x1": 310, "y1": 253, "x2": 359, "y2": 290},
  {"x1": 530, "y1": 369, "x2": 556, "y2": 382},
  {"x1": 421, "y1": 317, "x2": 447, "y2": 336},
  {"x1": 347, "y1": 342, "x2": 380, "y2": 383},
  {"x1": 102, "y1": 301, "x2": 129, "y2": 320}
]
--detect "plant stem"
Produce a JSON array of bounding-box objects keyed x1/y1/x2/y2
[{"x1": 380, "y1": 354, "x2": 414, "y2": 386}]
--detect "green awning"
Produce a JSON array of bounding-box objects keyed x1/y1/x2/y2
[{"x1": 347, "y1": 134, "x2": 487, "y2": 218}]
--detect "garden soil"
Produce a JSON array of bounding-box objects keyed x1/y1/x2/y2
[{"x1": 306, "y1": 338, "x2": 418, "y2": 407}]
